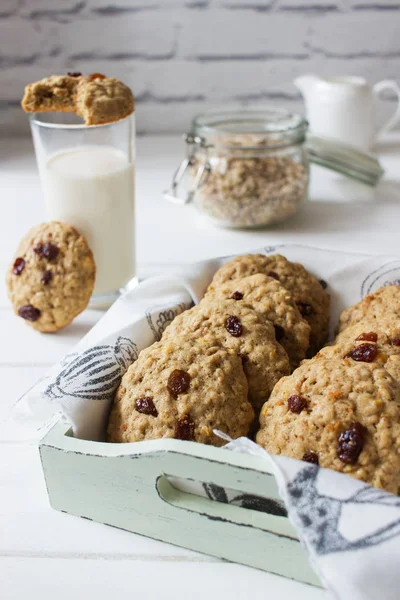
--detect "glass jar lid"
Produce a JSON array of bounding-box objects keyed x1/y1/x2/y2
[{"x1": 305, "y1": 134, "x2": 384, "y2": 186}]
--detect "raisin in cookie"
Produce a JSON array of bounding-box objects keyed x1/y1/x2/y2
[
  {"x1": 21, "y1": 73, "x2": 134, "y2": 126},
  {"x1": 162, "y1": 299, "x2": 290, "y2": 413},
  {"x1": 205, "y1": 274, "x2": 310, "y2": 370},
  {"x1": 338, "y1": 286, "x2": 400, "y2": 334},
  {"x1": 256, "y1": 358, "x2": 400, "y2": 493},
  {"x1": 6, "y1": 221, "x2": 95, "y2": 332},
  {"x1": 209, "y1": 254, "x2": 329, "y2": 355},
  {"x1": 107, "y1": 335, "x2": 253, "y2": 445},
  {"x1": 312, "y1": 322, "x2": 400, "y2": 382}
]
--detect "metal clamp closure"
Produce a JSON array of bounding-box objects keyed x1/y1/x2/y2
[{"x1": 163, "y1": 134, "x2": 211, "y2": 205}]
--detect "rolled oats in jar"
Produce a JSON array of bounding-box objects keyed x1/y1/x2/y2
[
  {"x1": 165, "y1": 108, "x2": 310, "y2": 228},
  {"x1": 165, "y1": 107, "x2": 384, "y2": 228}
]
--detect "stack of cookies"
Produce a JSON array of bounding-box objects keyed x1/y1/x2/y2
[
  {"x1": 108, "y1": 254, "x2": 329, "y2": 445},
  {"x1": 257, "y1": 285, "x2": 400, "y2": 493}
]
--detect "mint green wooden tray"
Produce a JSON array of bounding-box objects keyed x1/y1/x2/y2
[{"x1": 39, "y1": 421, "x2": 320, "y2": 587}]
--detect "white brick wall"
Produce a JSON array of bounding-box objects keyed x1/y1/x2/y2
[{"x1": 1, "y1": 0, "x2": 400, "y2": 135}]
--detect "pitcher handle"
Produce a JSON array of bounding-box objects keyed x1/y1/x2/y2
[{"x1": 373, "y1": 79, "x2": 400, "y2": 139}]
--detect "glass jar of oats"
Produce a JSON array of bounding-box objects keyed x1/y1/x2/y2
[{"x1": 165, "y1": 107, "x2": 384, "y2": 228}]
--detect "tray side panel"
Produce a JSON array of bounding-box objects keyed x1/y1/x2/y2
[{"x1": 39, "y1": 442, "x2": 320, "y2": 587}]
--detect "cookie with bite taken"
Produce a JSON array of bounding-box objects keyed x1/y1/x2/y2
[{"x1": 21, "y1": 73, "x2": 134, "y2": 126}]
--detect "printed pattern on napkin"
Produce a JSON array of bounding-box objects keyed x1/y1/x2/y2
[
  {"x1": 360, "y1": 259, "x2": 400, "y2": 297},
  {"x1": 45, "y1": 336, "x2": 138, "y2": 402},
  {"x1": 203, "y1": 481, "x2": 287, "y2": 517},
  {"x1": 146, "y1": 302, "x2": 188, "y2": 341},
  {"x1": 287, "y1": 465, "x2": 400, "y2": 555}
]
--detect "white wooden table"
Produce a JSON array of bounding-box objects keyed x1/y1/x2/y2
[{"x1": 1, "y1": 133, "x2": 400, "y2": 600}]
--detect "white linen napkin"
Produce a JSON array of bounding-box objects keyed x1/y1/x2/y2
[{"x1": 13, "y1": 245, "x2": 400, "y2": 599}]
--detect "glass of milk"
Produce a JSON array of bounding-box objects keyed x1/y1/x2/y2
[{"x1": 30, "y1": 112, "x2": 136, "y2": 307}]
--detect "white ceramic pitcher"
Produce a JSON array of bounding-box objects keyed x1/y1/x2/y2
[{"x1": 294, "y1": 75, "x2": 400, "y2": 151}]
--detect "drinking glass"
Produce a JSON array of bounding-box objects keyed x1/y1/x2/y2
[{"x1": 30, "y1": 112, "x2": 136, "y2": 307}]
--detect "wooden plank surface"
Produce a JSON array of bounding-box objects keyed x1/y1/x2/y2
[{"x1": 1, "y1": 558, "x2": 326, "y2": 600}]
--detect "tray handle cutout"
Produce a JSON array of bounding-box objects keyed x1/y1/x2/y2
[
  {"x1": 166, "y1": 474, "x2": 288, "y2": 516},
  {"x1": 158, "y1": 475, "x2": 296, "y2": 539}
]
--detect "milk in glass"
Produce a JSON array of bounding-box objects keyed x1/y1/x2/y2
[{"x1": 42, "y1": 146, "x2": 135, "y2": 296}]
